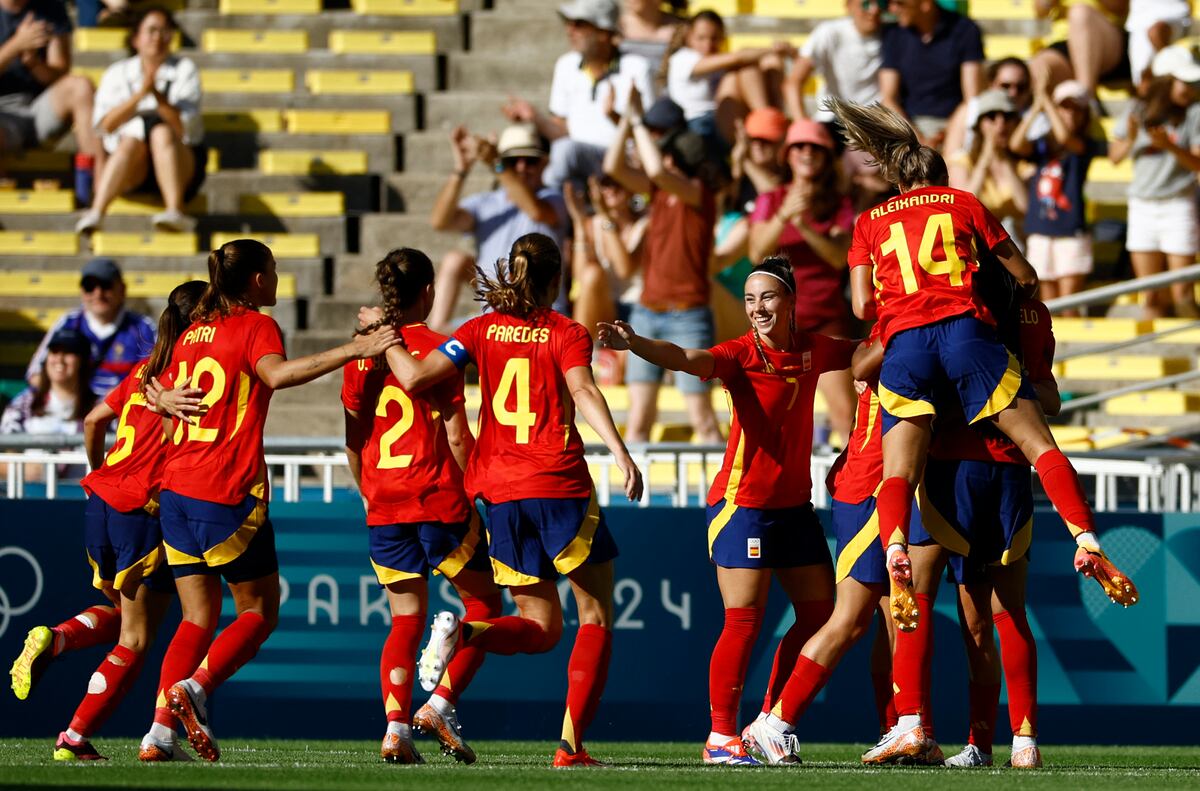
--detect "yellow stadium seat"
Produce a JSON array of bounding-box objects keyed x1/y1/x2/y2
[
  {"x1": 351, "y1": 0, "x2": 457, "y2": 13},
  {"x1": 984, "y1": 35, "x2": 1041, "y2": 60},
  {"x1": 1061, "y1": 355, "x2": 1190, "y2": 380},
  {"x1": 651, "y1": 423, "x2": 693, "y2": 443},
  {"x1": 107, "y1": 194, "x2": 206, "y2": 215},
  {"x1": 1104, "y1": 390, "x2": 1200, "y2": 415},
  {"x1": 239, "y1": 192, "x2": 345, "y2": 217},
  {"x1": 0, "y1": 308, "x2": 65, "y2": 331},
  {"x1": 690, "y1": 0, "x2": 751, "y2": 16},
  {"x1": 305, "y1": 70, "x2": 414, "y2": 95},
  {"x1": 285, "y1": 110, "x2": 391, "y2": 135},
  {"x1": 91, "y1": 232, "x2": 199, "y2": 257},
  {"x1": 0, "y1": 231, "x2": 77, "y2": 255},
  {"x1": 210, "y1": 232, "x2": 321, "y2": 258},
  {"x1": 71, "y1": 66, "x2": 106, "y2": 85},
  {"x1": 202, "y1": 29, "x2": 309, "y2": 53},
  {"x1": 1052, "y1": 317, "x2": 1152, "y2": 343},
  {"x1": 724, "y1": 33, "x2": 808, "y2": 51},
  {"x1": 1150, "y1": 318, "x2": 1200, "y2": 344},
  {"x1": 327, "y1": 30, "x2": 436, "y2": 55},
  {"x1": 219, "y1": 0, "x2": 320, "y2": 13},
  {"x1": 207, "y1": 147, "x2": 221, "y2": 173},
  {"x1": 258, "y1": 150, "x2": 369, "y2": 175},
  {"x1": 0, "y1": 343, "x2": 36, "y2": 366},
  {"x1": 0, "y1": 190, "x2": 73, "y2": 213},
  {"x1": 968, "y1": 0, "x2": 1034, "y2": 20},
  {"x1": 598, "y1": 384, "x2": 629, "y2": 411},
  {"x1": 1, "y1": 150, "x2": 70, "y2": 173},
  {"x1": 203, "y1": 110, "x2": 285, "y2": 133},
  {"x1": 1086, "y1": 200, "x2": 1126, "y2": 224},
  {"x1": 752, "y1": 0, "x2": 837, "y2": 17},
  {"x1": 74, "y1": 28, "x2": 179, "y2": 51},
  {"x1": 201, "y1": 69, "x2": 295, "y2": 94},
  {"x1": 1087, "y1": 156, "x2": 1132, "y2": 183}
]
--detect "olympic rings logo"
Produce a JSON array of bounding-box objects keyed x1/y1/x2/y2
[{"x1": 0, "y1": 547, "x2": 44, "y2": 640}]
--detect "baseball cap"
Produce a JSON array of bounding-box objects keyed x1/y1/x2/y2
[
  {"x1": 779, "y1": 119, "x2": 834, "y2": 162},
  {"x1": 79, "y1": 257, "x2": 121, "y2": 286},
  {"x1": 744, "y1": 107, "x2": 788, "y2": 143},
  {"x1": 643, "y1": 97, "x2": 685, "y2": 132},
  {"x1": 47, "y1": 327, "x2": 90, "y2": 356},
  {"x1": 1051, "y1": 79, "x2": 1089, "y2": 106},
  {"x1": 1151, "y1": 45, "x2": 1200, "y2": 84},
  {"x1": 659, "y1": 129, "x2": 709, "y2": 175},
  {"x1": 558, "y1": 0, "x2": 618, "y2": 32},
  {"x1": 497, "y1": 124, "x2": 548, "y2": 159},
  {"x1": 974, "y1": 88, "x2": 1017, "y2": 120}
]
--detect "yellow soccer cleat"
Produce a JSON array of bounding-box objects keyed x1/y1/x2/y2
[
  {"x1": 889, "y1": 576, "x2": 920, "y2": 633},
  {"x1": 10, "y1": 626, "x2": 54, "y2": 700},
  {"x1": 1074, "y1": 547, "x2": 1140, "y2": 607}
]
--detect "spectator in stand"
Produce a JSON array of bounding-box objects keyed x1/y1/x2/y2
[
  {"x1": 0, "y1": 0, "x2": 106, "y2": 179},
  {"x1": 1126, "y1": 0, "x2": 1190, "y2": 84},
  {"x1": 1030, "y1": 0, "x2": 1129, "y2": 96},
  {"x1": 1110, "y1": 45, "x2": 1200, "y2": 318},
  {"x1": 714, "y1": 109, "x2": 787, "y2": 273},
  {"x1": 26, "y1": 258, "x2": 155, "y2": 399},
  {"x1": 949, "y1": 89, "x2": 1030, "y2": 248},
  {"x1": 747, "y1": 119, "x2": 856, "y2": 442},
  {"x1": 944, "y1": 57, "x2": 1038, "y2": 162},
  {"x1": 75, "y1": 6, "x2": 203, "y2": 235},
  {"x1": 663, "y1": 10, "x2": 794, "y2": 148},
  {"x1": 604, "y1": 87, "x2": 725, "y2": 445},
  {"x1": 782, "y1": 0, "x2": 884, "y2": 131},
  {"x1": 428, "y1": 124, "x2": 568, "y2": 332},
  {"x1": 619, "y1": 0, "x2": 680, "y2": 63},
  {"x1": 503, "y1": 0, "x2": 654, "y2": 192},
  {"x1": 1011, "y1": 78, "x2": 1105, "y2": 308},
  {"x1": 879, "y1": 0, "x2": 984, "y2": 150},
  {"x1": 3, "y1": 327, "x2": 94, "y2": 435}
]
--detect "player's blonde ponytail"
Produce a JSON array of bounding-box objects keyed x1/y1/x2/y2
[
  {"x1": 473, "y1": 233, "x2": 562, "y2": 319},
  {"x1": 824, "y1": 97, "x2": 948, "y2": 190}
]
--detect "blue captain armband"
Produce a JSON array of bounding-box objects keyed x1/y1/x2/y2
[{"x1": 438, "y1": 338, "x2": 471, "y2": 369}]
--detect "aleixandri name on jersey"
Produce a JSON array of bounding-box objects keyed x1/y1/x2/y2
[{"x1": 869, "y1": 191, "x2": 957, "y2": 220}]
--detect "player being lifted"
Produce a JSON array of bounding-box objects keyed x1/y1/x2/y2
[
  {"x1": 824, "y1": 97, "x2": 1139, "y2": 764},
  {"x1": 599, "y1": 258, "x2": 854, "y2": 766},
  {"x1": 344, "y1": 248, "x2": 502, "y2": 764},
  {"x1": 373, "y1": 233, "x2": 643, "y2": 767}
]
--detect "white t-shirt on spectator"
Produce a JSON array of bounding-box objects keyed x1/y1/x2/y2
[
  {"x1": 548, "y1": 51, "x2": 655, "y2": 149},
  {"x1": 667, "y1": 47, "x2": 721, "y2": 120},
  {"x1": 801, "y1": 17, "x2": 882, "y2": 123},
  {"x1": 92, "y1": 54, "x2": 202, "y2": 154}
]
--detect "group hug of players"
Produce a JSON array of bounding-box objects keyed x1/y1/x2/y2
[{"x1": 8, "y1": 98, "x2": 1139, "y2": 769}]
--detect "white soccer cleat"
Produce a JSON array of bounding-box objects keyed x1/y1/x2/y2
[
  {"x1": 944, "y1": 743, "x2": 992, "y2": 767},
  {"x1": 742, "y1": 719, "x2": 801, "y2": 765},
  {"x1": 861, "y1": 721, "x2": 928, "y2": 765},
  {"x1": 418, "y1": 612, "x2": 461, "y2": 693}
]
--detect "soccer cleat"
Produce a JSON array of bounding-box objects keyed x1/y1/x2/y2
[
  {"x1": 1009, "y1": 744, "x2": 1043, "y2": 769},
  {"x1": 52, "y1": 732, "x2": 106, "y2": 761},
  {"x1": 861, "y1": 721, "x2": 929, "y2": 765},
  {"x1": 1074, "y1": 548, "x2": 1139, "y2": 607},
  {"x1": 918, "y1": 739, "x2": 945, "y2": 765},
  {"x1": 889, "y1": 576, "x2": 920, "y2": 633},
  {"x1": 944, "y1": 743, "x2": 992, "y2": 767},
  {"x1": 413, "y1": 702, "x2": 476, "y2": 764},
  {"x1": 418, "y1": 612, "x2": 461, "y2": 693},
  {"x1": 10, "y1": 626, "x2": 54, "y2": 700},
  {"x1": 742, "y1": 719, "x2": 801, "y2": 765},
  {"x1": 381, "y1": 731, "x2": 425, "y2": 764},
  {"x1": 553, "y1": 744, "x2": 606, "y2": 767},
  {"x1": 138, "y1": 732, "x2": 194, "y2": 762},
  {"x1": 702, "y1": 735, "x2": 761, "y2": 766},
  {"x1": 166, "y1": 679, "x2": 219, "y2": 762}
]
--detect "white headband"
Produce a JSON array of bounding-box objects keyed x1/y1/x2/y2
[{"x1": 746, "y1": 269, "x2": 794, "y2": 293}]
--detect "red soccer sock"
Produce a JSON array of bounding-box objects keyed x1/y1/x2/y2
[
  {"x1": 153, "y1": 620, "x2": 214, "y2": 728},
  {"x1": 994, "y1": 609, "x2": 1038, "y2": 737},
  {"x1": 967, "y1": 681, "x2": 1002, "y2": 753},
  {"x1": 192, "y1": 612, "x2": 271, "y2": 695},
  {"x1": 871, "y1": 670, "x2": 895, "y2": 733},
  {"x1": 1034, "y1": 450, "x2": 1095, "y2": 537},
  {"x1": 381, "y1": 614, "x2": 423, "y2": 724},
  {"x1": 434, "y1": 594, "x2": 503, "y2": 704},
  {"x1": 772, "y1": 654, "x2": 832, "y2": 728},
  {"x1": 877, "y1": 477, "x2": 914, "y2": 548},
  {"x1": 67, "y1": 644, "x2": 144, "y2": 738},
  {"x1": 560, "y1": 624, "x2": 612, "y2": 753},
  {"x1": 708, "y1": 607, "x2": 764, "y2": 735},
  {"x1": 761, "y1": 600, "x2": 834, "y2": 713},
  {"x1": 53, "y1": 606, "x2": 120, "y2": 656},
  {"x1": 892, "y1": 593, "x2": 934, "y2": 717},
  {"x1": 463, "y1": 615, "x2": 558, "y2": 655}
]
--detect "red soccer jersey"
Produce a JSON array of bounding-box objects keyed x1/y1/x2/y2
[
  {"x1": 449, "y1": 309, "x2": 594, "y2": 503},
  {"x1": 81, "y1": 359, "x2": 168, "y2": 512},
  {"x1": 930, "y1": 299, "x2": 1057, "y2": 464},
  {"x1": 848, "y1": 186, "x2": 1010, "y2": 347},
  {"x1": 160, "y1": 308, "x2": 285, "y2": 505},
  {"x1": 706, "y1": 331, "x2": 856, "y2": 509},
  {"x1": 826, "y1": 384, "x2": 884, "y2": 505},
  {"x1": 342, "y1": 324, "x2": 470, "y2": 526}
]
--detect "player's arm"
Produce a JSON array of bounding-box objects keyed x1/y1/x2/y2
[
  {"x1": 442, "y1": 403, "x2": 475, "y2": 472},
  {"x1": 256, "y1": 326, "x2": 399, "y2": 391},
  {"x1": 990, "y1": 238, "x2": 1039, "y2": 298},
  {"x1": 850, "y1": 265, "x2": 877, "y2": 321},
  {"x1": 851, "y1": 337, "x2": 883, "y2": 383},
  {"x1": 596, "y1": 320, "x2": 716, "y2": 379},
  {"x1": 343, "y1": 407, "x2": 366, "y2": 492},
  {"x1": 82, "y1": 400, "x2": 118, "y2": 471},
  {"x1": 382, "y1": 344, "x2": 460, "y2": 394},
  {"x1": 564, "y1": 365, "x2": 644, "y2": 502}
]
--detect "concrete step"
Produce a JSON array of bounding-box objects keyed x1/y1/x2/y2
[
  {"x1": 470, "y1": 13, "x2": 563, "y2": 54},
  {"x1": 359, "y1": 211, "x2": 463, "y2": 262},
  {"x1": 200, "y1": 133, "x2": 398, "y2": 171},
  {"x1": 383, "y1": 170, "x2": 493, "y2": 212},
  {"x1": 200, "y1": 172, "x2": 380, "y2": 214},
  {"x1": 265, "y1": 401, "x2": 345, "y2": 437},
  {"x1": 423, "y1": 91, "x2": 516, "y2": 133},
  {"x1": 400, "y1": 129, "x2": 467, "y2": 172},
  {"x1": 270, "y1": 368, "x2": 343, "y2": 407},
  {"x1": 173, "y1": 10, "x2": 467, "y2": 51},
  {"x1": 331, "y1": 251, "x2": 484, "y2": 323},
  {"x1": 1084, "y1": 411, "x2": 1199, "y2": 428},
  {"x1": 447, "y1": 52, "x2": 559, "y2": 93},
  {"x1": 309, "y1": 297, "x2": 378, "y2": 330},
  {"x1": 287, "y1": 327, "x2": 362, "y2": 357}
]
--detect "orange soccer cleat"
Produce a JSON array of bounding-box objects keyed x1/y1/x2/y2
[
  {"x1": 1074, "y1": 547, "x2": 1139, "y2": 607},
  {"x1": 413, "y1": 702, "x2": 475, "y2": 764},
  {"x1": 553, "y1": 744, "x2": 607, "y2": 767},
  {"x1": 166, "y1": 679, "x2": 219, "y2": 762},
  {"x1": 1009, "y1": 744, "x2": 1043, "y2": 769},
  {"x1": 861, "y1": 721, "x2": 930, "y2": 765},
  {"x1": 381, "y1": 730, "x2": 425, "y2": 764},
  {"x1": 888, "y1": 548, "x2": 920, "y2": 632}
]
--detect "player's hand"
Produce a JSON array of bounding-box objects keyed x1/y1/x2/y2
[
  {"x1": 351, "y1": 324, "x2": 400, "y2": 358},
  {"x1": 853, "y1": 379, "x2": 867, "y2": 395},
  {"x1": 616, "y1": 453, "x2": 644, "y2": 502},
  {"x1": 1074, "y1": 546, "x2": 1140, "y2": 607},
  {"x1": 357, "y1": 305, "x2": 384, "y2": 330},
  {"x1": 596, "y1": 320, "x2": 636, "y2": 351},
  {"x1": 150, "y1": 376, "x2": 206, "y2": 424}
]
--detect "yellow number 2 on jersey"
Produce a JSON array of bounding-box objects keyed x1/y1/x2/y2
[
  {"x1": 493, "y1": 357, "x2": 537, "y2": 444},
  {"x1": 171, "y1": 357, "x2": 228, "y2": 444},
  {"x1": 878, "y1": 212, "x2": 966, "y2": 295},
  {"x1": 376, "y1": 385, "x2": 415, "y2": 469}
]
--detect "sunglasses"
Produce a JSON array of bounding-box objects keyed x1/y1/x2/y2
[
  {"x1": 979, "y1": 110, "x2": 1015, "y2": 122},
  {"x1": 501, "y1": 156, "x2": 543, "y2": 169},
  {"x1": 81, "y1": 277, "x2": 116, "y2": 292},
  {"x1": 860, "y1": 0, "x2": 886, "y2": 9},
  {"x1": 998, "y1": 81, "x2": 1030, "y2": 92}
]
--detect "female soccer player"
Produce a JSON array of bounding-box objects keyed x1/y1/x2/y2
[
  {"x1": 143, "y1": 240, "x2": 399, "y2": 762},
  {"x1": 375, "y1": 232, "x2": 643, "y2": 767},
  {"x1": 343, "y1": 248, "x2": 502, "y2": 765},
  {"x1": 599, "y1": 257, "x2": 854, "y2": 766},
  {"x1": 825, "y1": 97, "x2": 1138, "y2": 764}
]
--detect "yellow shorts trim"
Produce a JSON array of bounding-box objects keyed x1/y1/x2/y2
[
  {"x1": 999, "y1": 516, "x2": 1034, "y2": 566},
  {"x1": 706, "y1": 500, "x2": 738, "y2": 558},
  {"x1": 970, "y1": 349, "x2": 1024, "y2": 424},
  {"x1": 878, "y1": 382, "x2": 936, "y2": 420},
  {"x1": 835, "y1": 509, "x2": 880, "y2": 584},
  {"x1": 164, "y1": 541, "x2": 204, "y2": 566},
  {"x1": 371, "y1": 558, "x2": 424, "y2": 586},
  {"x1": 86, "y1": 550, "x2": 104, "y2": 590},
  {"x1": 552, "y1": 489, "x2": 602, "y2": 576},
  {"x1": 435, "y1": 511, "x2": 482, "y2": 579},
  {"x1": 490, "y1": 555, "x2": 546, "y2": 587},
  {"x1": 113, "y1": 544, "x2": 163, "y2": 591},
  {"x1": 915, "y1": 481, "x2": 971, "y2": 557},
  {"x1": 202, "y1": 498, "x2": 268, "y2": 567}
]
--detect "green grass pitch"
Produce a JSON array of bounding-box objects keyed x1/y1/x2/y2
[{"x1": 1, "y1": 740, "x2": 1198, "y2": 789}]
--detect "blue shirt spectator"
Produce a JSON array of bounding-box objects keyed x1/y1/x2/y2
[
  {"x1": 0, "y1": 0, "x2": 71, "y2": 98},
  {"x1": 1025, "y1": 135, "x2": 1104, "y2": 237}
]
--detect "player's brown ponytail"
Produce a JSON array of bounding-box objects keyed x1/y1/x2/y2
[
  {"x1": 193, "y1": 239, "x2": 273, "y2": 322},
  {"x1": 142, "y1": 280, "x2": 207, "y2": 390},
  {"x1": 374, "y1": 248, "x2": 434, "y2": 328},
  {"x1": 824, "y1": 97, "x2": 948, "y2": 190},
  {"x1": 473, "y1": 233, "x2": 562, "y2": 319}
]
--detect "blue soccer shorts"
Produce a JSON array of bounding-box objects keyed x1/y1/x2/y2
[
  {"x1": 484, "y1": 492, "x2": 618, "y2": 586},
  {"x1": 368, "y1": 511, "x2": 490, "y2": 585},
  {"x1": 84, "y1": 495, "x2": 173, "y2": 593},
  {"x1": 706, "y1": 499, "x2": 831, "y2": 570},
  {"x1": 160, "y1": 490, "x2": 278, "y2": 583}
]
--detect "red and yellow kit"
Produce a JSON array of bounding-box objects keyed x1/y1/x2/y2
[
  {"x1": 826, "y1": 384, "x2": 884, "y2": 505},
  {"x1": 706, "y1": 331, "x2": 856, "y2": 509},
  {"x1": 848, "y1": 186, "x2": 1010, "y2": 346},
  {"x1": 342, "y1": 323, "x2": 470, "y2": 526},
  {"x1": 81, "y1": 359, "x2": 166, "y2": 512},
  {"x1": 443, "y1": 308, "x2": 594, "y2": 503},
  {"x1": 161, "y1": 308, "x2": 284, "y2": 505}
]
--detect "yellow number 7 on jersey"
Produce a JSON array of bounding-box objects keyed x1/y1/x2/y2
[
  {"x1": 493, "y1": 357, "x2": 537, "y2": 444},
  {"x1": 879, "y1": 212, "x2": 966, "y2": 295}
]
